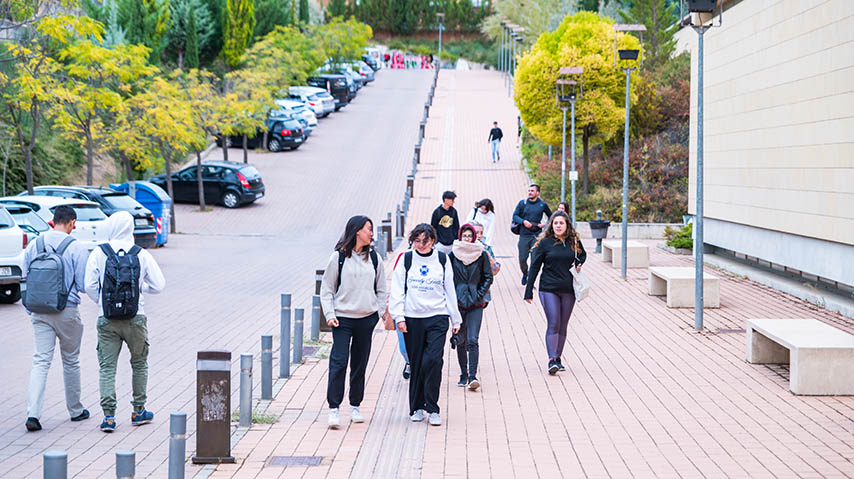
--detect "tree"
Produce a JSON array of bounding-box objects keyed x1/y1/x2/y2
[
  {"x1": 315, "y1": 17, "x2": 373, "y2": 69},
  {"x1": 514, "y1": 11, "x2": 640, "y2": 193},
  {"x1": 222, "y1": 0, "x2": 256, "y2": 67},
  {"x1": 298, "y1": 0, "x2": 309, "y2": 23},
  {"x1": 326, "y1": 0, "x2": 347, "y2": 18},
  {"x1": 185, "y1": 10, "x2": 200, "y2": 69},
  {"x1": 224, "y1": 68, "x2": 274, "y2": 162},
  {"x1": 165, "y1": 0, "x2": 213, "y2": 69},
  {"x1": 619, "y1": 0, "x2": 676, "y2": 71},
  {"x1": 118, "y1": 0, "x2": 171, "y2": 62},
  {"x1": 254, "y1": 0, "x2": 293, "y2": 39},
  {"x1": 82, "y1": 0, "x2": 127, "y2": 46},
  {"x1": 176, "y1": 69, "x2": 221, "y2": 210}
]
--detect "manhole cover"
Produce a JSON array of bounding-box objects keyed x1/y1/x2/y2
[
  {"x1": 303, "y1": 346, "x2": 320, "y2": 356},
  {"x1": 717, "y1": 328, "x2": 745, "y2": 334},
  {"x1": 267, "y1": 456, "x2": 323, "y2": 466}
]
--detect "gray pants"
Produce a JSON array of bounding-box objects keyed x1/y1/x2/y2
[
  {"x1": 27, "y1": 307, "x2": 85, "y2": 419},
  {"x1": 518, "y1": 234, "x2": 537, "y2": 278}
]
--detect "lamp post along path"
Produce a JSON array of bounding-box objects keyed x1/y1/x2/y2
[{"x1": 556, "y1": 66, "x2": 583, "y2": 227}]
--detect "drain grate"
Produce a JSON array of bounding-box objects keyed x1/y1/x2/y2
[
  {"x1": 302, "y1": 346, "x2": 320, "y2": 356},
  {"x1": 267, "y1": 456, "x2": 323, "y2": 466},
  {"x1": 717, "y1": 328, "x2": 745, "y2": 334},
  {"x1": 421, "y1": 176, "x2": 435, "y2": 179}
]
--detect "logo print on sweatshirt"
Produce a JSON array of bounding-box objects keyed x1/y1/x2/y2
[{"x1": 419, "y1": 265, "x2": 429, "y2": 276}]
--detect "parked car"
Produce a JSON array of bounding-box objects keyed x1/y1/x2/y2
[
  {"x1": 149, "y1": 161, "x2": 265, "y2": 209},
  {"x1": 19, "y1": 186, "x2": 157, "y2": 248},
  {"x1": 337, "y1": 68, "x2": 364, "y2": 90},
  {"x1": 216, "y1": 117, "x2": 306, "y2": 150},
  {"x1": 361, "y1": 53, "x2": 379, "y2": 71},
  {"x1": 364, "y1": 47, "x2": 384, "y2": 69},
  {"x1": 3, "y1": 203, "x2": 48, "y2": 244},
  {"x1": 0, "y1": 196, "x2": 110, "y2": 250},
  {"x1": 353, "y1": 61, "x2": 375, "y2": 83},
  {"x1": 288, "y1": 86, "x2": 335, "y2": 118},
  {"x1": 306, "y1": 74, "x2": 350, "y2": 110},
  {"x1": 0, "y1": 206, "x2": 26, "y2": 303},
  {"x1": 274, "y1": 99, "x2": 318, "y2": 128}
]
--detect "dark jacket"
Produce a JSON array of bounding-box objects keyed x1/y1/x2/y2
[
  {"x1": 512, "y1": 198, "x2": 552, "y2": 236},
  {"x1": 449, "y1": 251, "x2": 493, "y2": 310},
  {"x1": 488, "y1": 127, "x2": 503, "y2": 142},
  {"x1": 524, "y1": 237, "x2": 586, "y2": 300},
  {"x1": 431, "y1": 205, "x2": 460, "y2": 246}
]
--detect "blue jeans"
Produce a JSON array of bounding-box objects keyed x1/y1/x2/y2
[
  {"x1": 491, "y1": 139, "x2": 501, "y2": 161},
  {"x1": 397, "y1": 329, "x2": 408, "y2": 363}
]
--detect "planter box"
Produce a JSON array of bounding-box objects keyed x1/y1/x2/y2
[{"x1": 658, "y1": 243, "x2": 692, "y2": 255}]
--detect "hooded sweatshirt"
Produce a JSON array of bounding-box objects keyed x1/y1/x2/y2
[
  {"x1": 85, "y1": 211, "x2": 166, "y2": 317},
  {"x1": 388, "y1": 248, "x2": 462, "y2": 328}
]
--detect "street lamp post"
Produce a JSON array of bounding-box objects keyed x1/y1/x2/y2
[
  {"x1": 613, "y1": 23, "x2": 646, "y2": 280},
  {"x1": 556, "y1": 68, "x2": 583, "y2": 227},
  {"x1": 436, "y1": 13, "x2": 445, "y2": 69},
  {"x1": 511, "y1": 30, "x2": 524, "y2": 96},
  {"x1": 499, "y1": 21, "x2": 506, "y2": 79}
]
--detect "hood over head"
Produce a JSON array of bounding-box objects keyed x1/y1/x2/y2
[{"x1": 105, "y1": 211, "x2": 135, "y2": 251}]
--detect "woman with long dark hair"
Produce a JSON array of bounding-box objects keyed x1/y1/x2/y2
[
  {"x1": 320, "y1": 215, "x2": 388, "y2": 428},
  {"x1": 465, "y1": 198, "x2": 496, "y2": 246},
  {"x1": 523, "y1": 211, "x2": 586, "y2": 375},
  {"x1": 389, "y1": 223, "x2": 461, "y2": 426}
]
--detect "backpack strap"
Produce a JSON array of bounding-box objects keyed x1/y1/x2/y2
[
  {"x1": 99, "y1": 243, "x2": 118, "y2": 261},
  {"x1": 336, "y1": 249, "x2": 380, "y2": 293},
  {"x1": 36, "y1": 235, "x2": 46, "y2": 254},
  {"x1": 127, "y1": 245, "x2": 141, "y2": 256},
  {"x1": 369, "y1": 249, "x2": 379, "y2": 293},
  {"x1": 438, "y1": 251, "x2": 446, "y2": 287},
  {"x1": 335, "y1": 250, "x2": 346, "y2": 293},
  {"x1": 403, "y1": 251, "x2": 413, "y2": 295},
  {"x1": 54, "y1": 236, "x2": 76, "y2": 256}
]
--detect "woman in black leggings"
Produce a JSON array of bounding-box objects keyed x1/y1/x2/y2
[{"x1": 523, "y1": 211, "x2": 586, "y2": 375}]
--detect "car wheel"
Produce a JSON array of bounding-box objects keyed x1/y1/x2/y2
[
  {"x1": 0, "y1": 284, "x2": 21, "y2": 304},
  {"x1": 222, "y1": 190, "x2": 240, "y2": 208},
  {"x1": 268, "y1": 138, "x2": 282, "y2": 152}
]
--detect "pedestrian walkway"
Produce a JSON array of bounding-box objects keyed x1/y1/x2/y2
[{"x1": 207, "y1": 69, "x2": 854, "y2": 478}]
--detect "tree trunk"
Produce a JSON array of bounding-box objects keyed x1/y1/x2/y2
[
  {"x1": 196, "y1": 150, "x2": 206, "y2": 211},
  {"x1": 262, "y1": 130, "x2": 268, "y2": 151},
  {"x1": 164, "y1": 149, "x2": 176, "y2": 233},
  {"x1": 242, "y1": 134, "x2": 248, "y2": 163},
  {"x1": 120, "y1": 151, "x2": 133, "y2": 181},
  {"x1": 177, "y1": 49, "x2": 184, "y2": 71},
  {"x1": 86, "y1": 132, "x2": 94, "y2": 186},
  {"x1": 582, "y1": 125, "x2": 590, "y2": 194},
  {"x1": 24, "y1": 102, "x2": 38, "y2": 194},
  {"x1": 221, "y1": 136, "x2": 229, "y2": 161}
]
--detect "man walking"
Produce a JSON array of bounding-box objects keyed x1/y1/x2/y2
[
  {"x1": 488, "y1": 121, "x2": 503, "y2": 162},
  {"x1": 430, "y1": 191, "x2": 460, "y2": 255},
  {"x1": 85, "y1": 211, "x2": 165, "y2": 432},
  {"x1": 23, "y1": 205, "x2": 90, "y2": 432},
  {"x1": 512, "y1": 184, "x2": 552, "y2": 285}
]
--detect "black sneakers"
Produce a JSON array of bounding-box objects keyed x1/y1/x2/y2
[
  {"x1": 71, "y1": 409, "x2": 90, "y2": 422},
  {"x1": 547, "y1": 360, "x2": 559, "y2": 375},
  {"x1": 457, "y1": 375, "x2": 468, "y2": 387},
  {"x1": 25, "y1": 417, "x2": 41, "y2": 432},
  {"x1": 402, "y1": 363, "x2": 411, "y2": 380},
  {"x1": 556, "y1": 358, "x2": 566, "y2": 372}
]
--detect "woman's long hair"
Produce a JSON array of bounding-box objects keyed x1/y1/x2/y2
[
  {"x1": 532, "y1": 210, "x2": 581, "y2": 253},
  {"x1": 475, "y1": 198, "x2": 495, "y2": 214},
  {"x1": 335, "y1": 215, "x2": 373, "y2": 258}
]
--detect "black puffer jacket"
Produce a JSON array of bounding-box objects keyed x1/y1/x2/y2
[{"x1": 449, "y1": 251, "x2": 493, "y2": 310}]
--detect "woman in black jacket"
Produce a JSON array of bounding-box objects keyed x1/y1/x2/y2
[
  {"x1": 449, "y1": 224, "x2": 493, "y2": 390},
  {"x1": 523, "y1": 211, "x2": 586, "y2": 375}
]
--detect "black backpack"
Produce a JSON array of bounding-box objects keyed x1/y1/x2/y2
[
  {"x1": 99, "y1": 244, "x2": 142, "y2": 320},
  {"x1": 336, "y1": 249, "x2": 379, "y2": 293},
  {"x1": 403, "y1": 250, "x2": 446, "y2": 294}
]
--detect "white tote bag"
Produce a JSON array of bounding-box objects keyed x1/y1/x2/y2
[{"x1": 571, "y1": 249, "x2": 589, "y2": 302}]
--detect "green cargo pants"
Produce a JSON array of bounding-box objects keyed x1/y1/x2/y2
[{"x1": 96, "y1": 315, "x2": 149, "y2": 417}]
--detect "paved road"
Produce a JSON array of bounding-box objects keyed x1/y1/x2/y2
[{"x1": 0, "y1": 69, "x2": 433, "y2": 478}]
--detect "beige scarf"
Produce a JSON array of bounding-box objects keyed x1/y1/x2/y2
[{"x1": 451, "y1": 240, "x2": 483, "y2": 265}]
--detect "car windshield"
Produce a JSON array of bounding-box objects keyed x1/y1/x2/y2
[
  {"x1": 240, "y1": 166, "x2": 261, "y2": 178},
  {"x1": 9, "y1": 209, "x2": 49, "y2": 232},
  {"x1": 102, "y1": 193, "x2": 142, "y2": 210},
  {"x1": 61, "y1": 205, "x2": 106, "y2": 221},
  {"x1": 308, "y1": 93, "x2": 320, "y2": 101},
  {"x1": 0, "y1": 208, "x2": 12, "y2": 229}
]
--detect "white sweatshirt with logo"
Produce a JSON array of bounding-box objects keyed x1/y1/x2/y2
[{"x1": 389, "y1": 249, "x2": 462, "y2": 328}]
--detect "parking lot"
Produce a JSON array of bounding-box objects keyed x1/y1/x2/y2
[{"x1": 0, "y1": 69, "x2": 433, "y2": 478}]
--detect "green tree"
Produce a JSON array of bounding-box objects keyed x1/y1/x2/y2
[
  {"x1": 514, "y1": 11, "x2": 640, "y2": 193},
  {"x1": 298, "y1": 0, "x2": 309, "y2": 23},
  {"x1": 222, "y1": 0, "x2": 256, "y2": 67},
  {"x1": 118, "y1": 0, "x2": 171, "y2": 62},
  {"x1": 618, "y1": 0, "x2": 676, "y2": 70},
  {"x1": 176, "y1": 69, "x2": 221, "y2": 210},
  {"x1": 315, "y1": 17, "x2": 373, "y2": 69},
  {"x1": 326, "y1": 0, "x2": 346, "y2": 18},
  {"x1": 165, "y1": 0, "x2": 213, "y2": 69},
  {"x1": 185, "y1": 9, "x2": 200, "y2": 68},
  {"x1": 82, "y1": 0, "x2": 127, "y2": 46},
  {"x1": 254, "y1": 0, "x2": 293, "y2": 38}
]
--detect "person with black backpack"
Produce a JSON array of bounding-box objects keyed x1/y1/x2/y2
[
  {"x1": 320, "y1": 216, "x2": 388, "y2": 428},
  {"x1": 84, "y1": 211, "x2": 165, "y2": 433},
  {"x1": 389, "y1": 224, "x2": 461, "y2": 427},
  {"x1": 511, "y1": 184, "x2": 552, "y2": 286},
  {"x1": 22, "y1": 205, "x2": 91, "y2": 432}
]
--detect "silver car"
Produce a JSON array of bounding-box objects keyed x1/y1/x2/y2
[{"x1": 289, "y1": 86, "x2": 335, "y2": 117}]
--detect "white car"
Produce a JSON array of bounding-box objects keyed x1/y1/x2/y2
[
  {"x1": 0, "y1": 196, "x2": 109, "y2": 251},
  {"x1": 288, "y1": 86, "x2": 335, "y2": 118},
  {"x1": 0, "y1": 206, "x2": 26, "y2": 303},
  {"x1": 274, "y1": 98, "x2": 318, "y2": 128}
]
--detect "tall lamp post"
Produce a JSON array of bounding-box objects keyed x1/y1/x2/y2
[
  {"x1": 511, "y1": 29, "x2": 524, "y2": 95},
  {"x1": 436, "y1": 13, "x2": 445, "y2": 69},
  {"x1": 556, "y1": 67, "x2": 583, "y2": 228},
  {"x1": 681, "y1": 0, "x2": 722, "y2": 331},
  {"x1": 499, "y1": 20, "x2": 507, "y2": 80},
  {"x1": 613, "y1": 23, "x2": 646, "y2": 280}
]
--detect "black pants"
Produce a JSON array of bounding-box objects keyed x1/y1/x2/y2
[
  {"x1": 456, "y1": 307, "x2": 484, "y2": 379},
  {"x1": 327, "y1": 313, "x2": 378, "y2": 409},
  {"x1": 403, "y1": 315, "x2": 449, "y2": 415},
  {"x1": 518, "y1": 234, "x2": 537, "y2": 277}
]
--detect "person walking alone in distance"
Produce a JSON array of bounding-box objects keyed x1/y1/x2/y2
[{"x1": 488, "y1": 122, "x2": 503, "y2": 162}]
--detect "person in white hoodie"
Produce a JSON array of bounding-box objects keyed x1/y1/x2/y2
[
  {"x1": 85, "y1": 211, "x2": 165, "y2": 433},
  {"x1": 389, "y1": 223, "x2": 462, "y2": 427},
  {"x1": 465, "y1": 198, "x2": 495, "y2": 247}
]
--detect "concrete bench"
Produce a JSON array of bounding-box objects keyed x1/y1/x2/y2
[
  {"x1": 648, "y1": 266, "x2": 720, "y2": 308},
  {"x1": 601, "y1": 240, "x2": 650, "y2": 269},
  {"x1": 747, "y1": 319, "x2": 854, "y2": 395}
]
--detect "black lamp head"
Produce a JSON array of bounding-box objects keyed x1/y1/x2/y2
[
  {"x1": 686, "y1": 0, "x2": 716, "y2": 13},
  {"x1": 618, "y1": 49, "x2": 640, "y2": 61}
]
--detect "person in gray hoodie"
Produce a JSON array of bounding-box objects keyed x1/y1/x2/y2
[{"x1": 85, "y1": 211, "x2": 165, "y2": 432}]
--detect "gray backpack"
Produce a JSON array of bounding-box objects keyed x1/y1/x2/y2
[{"x1": 23, "y1": 236, "x2": 75, "y2": 314}]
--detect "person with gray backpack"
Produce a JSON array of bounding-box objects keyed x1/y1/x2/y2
[
  {"x1": 22, "y1": 205, "x2": 91, "y2": 432},
  {"x1": 85, "y1": 211, "x2": 165, "y2": 433}
]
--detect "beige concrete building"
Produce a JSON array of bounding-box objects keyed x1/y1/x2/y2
[{"x1": 680, "y1": 0, "x2": 854, "y2": 294}]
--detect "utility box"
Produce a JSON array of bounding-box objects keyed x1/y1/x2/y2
[{"x1": 192, "y1": 350, "x2": 235, "y2": 464}]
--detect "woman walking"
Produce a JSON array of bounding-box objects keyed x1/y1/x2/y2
[
  {"x1": 320, "y1": 216, "x2": 388, "y2": 428},
  {"x1": 449, "y1": 224, "x2": 493, "y2": 391},
  {"x1": 523, "y1": 211, "x2": 586, "y2": 375},
  {"x1": 465, "y1": 199, "x2": 495, "y2": 246},
  {"x1": 389, "y1": 224, "x2": 461, "y2": 426}
]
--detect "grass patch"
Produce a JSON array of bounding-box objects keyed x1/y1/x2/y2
[{"x1": 231, "y1": 411, "x2": 279, "y2": 424}]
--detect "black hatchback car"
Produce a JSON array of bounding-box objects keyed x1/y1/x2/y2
[
  {"x1": 307, "y1": 74, "x2": 350, "y2": 110},
  {"x1": 216, "y1": 118, "x2": 305, "y2": 152},
  {"x1": 20, "y1": 186, "x2": 158, "y2": 248},
  {"x1": 149, "y1": 161, "x2": 265, "y2": 208}
]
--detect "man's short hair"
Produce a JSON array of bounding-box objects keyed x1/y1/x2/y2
[
  {"x1": 530, "y1": 184, "x2": 540, "y2": 192},
  {"x1": 53, "y1": 205, "x2": 77, "y2": 225},
  {"x1": 493, "y1": 121, "x2": 498, "y2": 125},
  {"x1": 442, "y1": 191, "x2": 457, "y2": 201}
]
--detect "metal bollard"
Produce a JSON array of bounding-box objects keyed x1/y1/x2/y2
[
  {"x1": 395, "y1": 205, "x2": 403, "y2": 238},
  {"x1": 376, "y1": 232, "x2": 387, "y2": 260},
  {"x1": 317, "y1": 270, "x2": 332, "y2": 332},
  {"x1": 168, "y1": 413, "x2": 187, "y2": 479},
  {"x1": 407, "y1": 175, "x2": 414, "y2": 197},
  {"x1": 294, "y1": 309, "x2": 304, "y2": 364},
  {"x1": 382, "y1": 218, "x2": 392, "y2": 253},
  {"x1": 423, "y1": 103, "x2": 429, "y2": 121},
  {"x1": 412, "y1": 154, "x2": 418, "y2": 174},
  {"x1": 239, "y1": 354, "x2": 252, "y2": 427},
  {"x1": 404, "y1": 190, "x2": 410, "y2": 213},
  {"x1": 311, "y1": 295, "x2": 321, "y2": 342},
  {"x1": 116, "y1": 451, "x2": 135, "y2": 479},
  {"x1": 414, "y1": 144, "x2": 421, "y2": 164},
  {"x1": 261, "y1": 335, "x2": 272, "y2": 400},
  {"x1": 419, "y1": 121, "x2": 425, "y2": 140},
  {"x1": 44, "y1": 451, "x2": 68, "y2": 479},
  {"x1": 279, "y1": 294, "x2": 291, "y2": 378},
  {"x1": 192, "y1": 351, "x2": 234, "y2": 464}
]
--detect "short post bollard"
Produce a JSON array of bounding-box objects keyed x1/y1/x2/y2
[
  {"x1": 381, "y1": 218, "x2": 392, "y2": 252},
  {"x1": 414, "y1": 144, "x2": 421, "y2": 164},
  {"x1": 412, "y1": 154, "x2": 418, "y2": 174},
  {"x1": 44, "y1": 451, "x2": 68, "y2": 479},
  {"x1": 376, "y1": 232, "x2": 387, "y2": 260},
  {"x1": 407, "y1": 175, "x2": 414, "y2": 197},
  {"x1": 239, "y1": 354, "x2": 252, "y2": 427},
  {"x1": 311, "y1": 295, "x2": 321, "y2": 342},
  {"x1": 404, "y1": 190, "x2": 410, "y2": 213},
  {"x1": 424, "y1": 103, "x2": 429, "y2": 120},
  {"x1": 168, "y1": 412, "x2": 187, "y2": 479},
  {"x1": 280, "y1": 294, "x2": 291, "y2": 378},
  {"x1": 192, "y1": 351, "x2": 234, "y2": 464},
  {"x1": 294, "y1": 309, "x2": 304, "y2": 364},
  {"x1": 396, "y1": 205, "x2": 403, "y2": 238},
  {"x1": 261, "y1": 335, "x2": 272, "y2": 400},
  {"x1": 419, "y1": 121, "x2": 425, "y2": 140},
  {"x1": 116, "y1": 451, "x2": 135, "y2": 479}
]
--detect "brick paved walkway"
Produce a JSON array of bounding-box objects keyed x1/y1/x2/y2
[{"x1": 206, "y1": 69, "x2": 854, "y2": 479}]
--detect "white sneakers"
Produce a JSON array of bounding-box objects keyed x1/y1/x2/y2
[
  {"x1": 350, "y1": 406, "x2": 365, "y2": 423},
  {"x1": 410, "y1": 409, "x2": 425, "y2": 422},
  {"x1": 328, "y1": 408, "x2": 340, "y2": 428},
  {"x1": 411, "y1": 410, "x2": 442, "y2": 426},
  {"x1": 428, "y1": 413, "x2": 442, "y2": 426}
]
